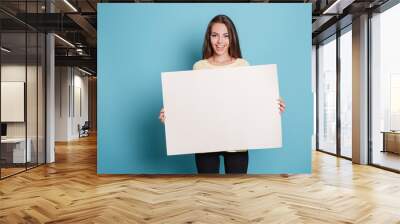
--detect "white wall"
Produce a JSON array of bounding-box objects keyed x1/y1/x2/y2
[
  {"x1": 71, "y1": 72, "x2": 89, "y2": 139},
  {"x1": 55, "y1": 67, "x2": 89, "y2": 141},
  {"x1": 1, "y1": 64, "x2": 46, "y2": 164},
  {"x1": 55, "y1": 66, "x2": 70, "y2": 141},
  {"x1": 1, "y1": 65, "x2": 42, "y2": 137},
  {"x1": 1, "y1": 66, "x2": 26, "y2": 138}
]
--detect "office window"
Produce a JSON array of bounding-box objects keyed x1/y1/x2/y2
[
  {"x1": 318, "y1": 36, "x2": 337, "y2": 154},
  {"x1": 390, "y1": 74, "x2": 400, "y2": 130},
  {"x1": 339, "y1": 28, "x2": 352, "y2": 158},
  {"x1": 371, "y1": 3, "x2": 400, "y2": 171}
]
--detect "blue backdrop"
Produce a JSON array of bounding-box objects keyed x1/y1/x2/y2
[{"x1": 98, "y1": 3, "x2": 312, "y2": 174}]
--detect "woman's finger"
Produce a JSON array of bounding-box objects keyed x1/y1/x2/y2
[{"x1": 278, "y1": 100, "x2": 285, "y2": 114}]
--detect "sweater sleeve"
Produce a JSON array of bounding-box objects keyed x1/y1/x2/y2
[
  {"x1": 193, "y1": 60, "x2": 203, "y2": 70},
  {"x1": 240, "y1": 59, "x2": 250, "y2": 66}
]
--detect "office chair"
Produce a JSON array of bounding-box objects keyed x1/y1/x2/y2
[{"x1": 78, "y1": 121, "x2": 90, "y2": 138}]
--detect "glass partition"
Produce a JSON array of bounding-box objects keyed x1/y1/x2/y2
[
  {"x1": 1, "y1": 31, "x2": 28, "y2": 177},
  {"x1": 371, "y1": 3, "x2": 400, "y2": 171},
  {"x1": 0, "y1": 1, "x2": 46, "y2": 179},
  {"x1": 317, "y1": 35, "x2": 337, "y2": 155}
]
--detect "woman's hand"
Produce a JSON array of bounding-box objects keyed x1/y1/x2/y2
[
  {"x1": 278, "y1": 98, "x2": 286, "y2": 114},
  {"x1": 159, "y1": 107, "x2": 166, "y2": 123}
]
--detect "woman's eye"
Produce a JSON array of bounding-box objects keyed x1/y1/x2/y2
[{"x1": 211, "y1": 34, "x2": 217, "y2": 37}]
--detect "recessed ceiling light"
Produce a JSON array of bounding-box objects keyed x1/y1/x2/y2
[
  {"x1": 78, "y1": 67, "x2": 93, "y2": 76},
  {"x1": 63, "y1": 0, "x2": 78, "y2": 12},
  {"x1": 1, "y1": 47, "x2": 11, "y2": 53},
  {"x1": 323, "y1": 0, "x2": 354, "y2": 14},
  {"x1": 54, "y1": 34, "x2": 75, "y2": 48}
]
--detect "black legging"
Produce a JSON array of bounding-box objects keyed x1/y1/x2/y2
[{"x1": 195, "y1": 151, "x2": 248, "y2": 174}]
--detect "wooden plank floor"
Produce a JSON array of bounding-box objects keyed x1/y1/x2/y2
[
  {"x1": 1, "y1": 134, "x2": 400, "y2": 224},
  {"x1": 1, "y1": 167, "x2": 26, "y2": 178}
]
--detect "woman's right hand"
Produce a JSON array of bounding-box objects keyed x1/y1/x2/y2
[{"x1": 159, "y1": 108, "x2": 166, "y2": 123}]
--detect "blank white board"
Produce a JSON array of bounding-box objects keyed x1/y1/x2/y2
[
  {"x1": 1, "y1": 82, "x2": 25, "y2": 122},
  {"x1": 161, "y1": 64, "x2": 282, "y2": 155}
]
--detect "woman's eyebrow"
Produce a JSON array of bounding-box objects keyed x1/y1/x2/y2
[{"x1": 210, "y1": 32, "x2": 229, "y2": 36}]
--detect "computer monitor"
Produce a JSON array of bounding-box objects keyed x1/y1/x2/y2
[{"x1": 1, "y1": 123, "x2": 7, "y2": 137}]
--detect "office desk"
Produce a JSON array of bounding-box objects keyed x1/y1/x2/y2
[
  {"x1": 382, "y1": 131, "x2": 400, "y2": 154},
  {"x1": 1, "y1": 138, "x2": 32, "y2": 163}
]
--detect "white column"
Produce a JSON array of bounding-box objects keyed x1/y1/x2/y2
[
  {"x1": 45, "y1": 1, "x2": 55, "y2": 163},
  {"x1": 46, "y1": 32, "x2": 55, "y2": 163},
  {"x1": 352, "y1": 14, "x2": 369, "y2": 164}
]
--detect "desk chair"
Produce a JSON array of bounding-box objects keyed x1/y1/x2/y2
[{"x1": 78, "y1": 121, "x2": 90, "y2": 138}]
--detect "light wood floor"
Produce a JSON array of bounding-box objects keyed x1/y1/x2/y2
[
  {"x1": 1, "y1": 135, "x2": 400, "y2": 224},
  {"x1": 1, "y1": 167, "x2": 26, "y2": 178},
  {"x1": 1, "y1": 163, "x2": 46, "y2": 178},
  {"x1": 373, "y1": 151, "x2": 400, "y2": 171}
]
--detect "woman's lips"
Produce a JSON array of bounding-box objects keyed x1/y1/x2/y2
[{"x1": 215, "y1": 45, "x2": 225, "y2": 51}]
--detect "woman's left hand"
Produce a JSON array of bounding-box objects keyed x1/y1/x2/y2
[{"x1": 278, "y1": 98, "x2": 286, "y2": 114}]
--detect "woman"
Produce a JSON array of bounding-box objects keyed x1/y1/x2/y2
[{"x1": 159, "y1": 15, "x2": 285, "y2": 174}]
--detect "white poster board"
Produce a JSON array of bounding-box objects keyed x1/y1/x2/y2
[
  {"x1": 1, "y1": 82, "x2": 25, "y2": 122},
  {"x1": 161, "y1": 64, "x2": 282, "y2": 155}
]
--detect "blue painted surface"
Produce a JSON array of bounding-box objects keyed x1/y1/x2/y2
[{"x1": 98, "y1": 3, "x2": 312, "y2": 174}]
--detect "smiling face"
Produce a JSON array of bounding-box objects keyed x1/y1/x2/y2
[
  {"x1": 202, "y1": 15, "x2": 242, "y2": 60},
  {"x1": 210, "y1": 22, "x2": 230, "y2": 57}
]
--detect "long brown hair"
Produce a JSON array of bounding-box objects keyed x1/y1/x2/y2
[{"x1": 202, "y1": 15, "x2": 242, "y2": 60}]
